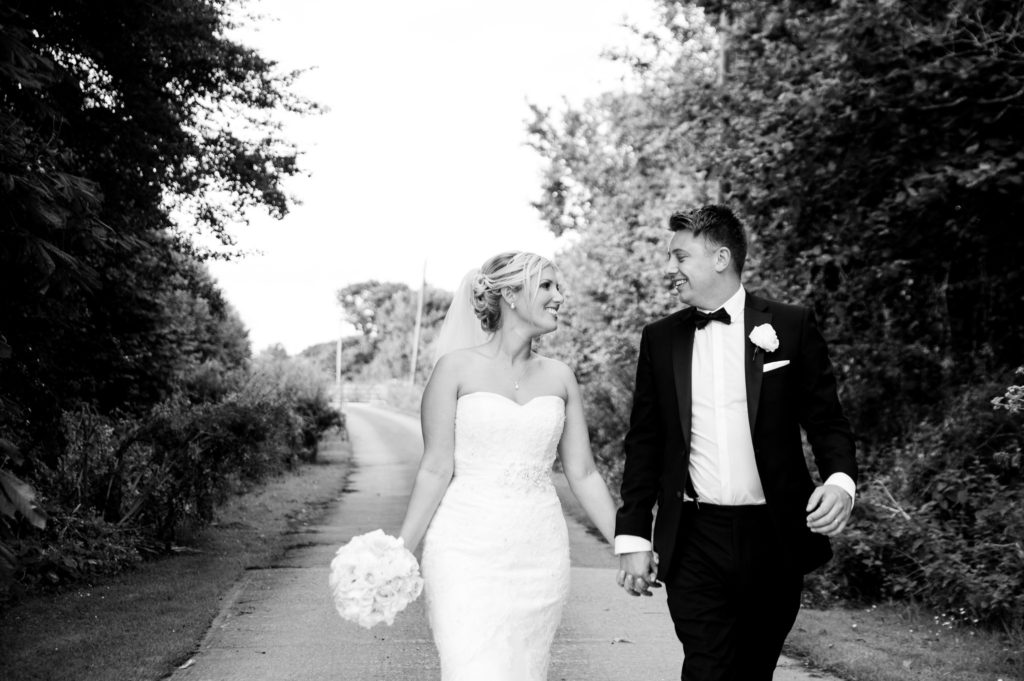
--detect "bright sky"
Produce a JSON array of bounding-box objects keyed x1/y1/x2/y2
[{"x1": 208, "y1": 0, "x2": 655, "y2": 354}]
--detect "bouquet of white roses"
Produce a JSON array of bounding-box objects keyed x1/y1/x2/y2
[{"x1": 328, "y1": 529, "x2": 423, "y2": 628}]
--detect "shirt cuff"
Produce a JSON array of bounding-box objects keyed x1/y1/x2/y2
[
  {"x1": 824, "y1": 473, "x2": 856, "y2": 504},
  {"x1": 614, "y1": 535, "x2": 653, "y2": 555}
]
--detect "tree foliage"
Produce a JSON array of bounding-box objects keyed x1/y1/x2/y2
[
  {"x1": 0, "y1": 0, "x2": 313, "y2": 455},
  {"x1": 337, "y1": 281, "x2": 454, "y2": 383},
  {"x1": 0, "y1": 0, "x2": 324, "y2": 598},
  {"x1": 531, "y1": 0, "x2": 1024, "y2": 627}
]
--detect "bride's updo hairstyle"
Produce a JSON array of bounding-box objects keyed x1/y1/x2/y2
[{"x1": 470, "y1": 251, "x2": 553, "y2": 333}]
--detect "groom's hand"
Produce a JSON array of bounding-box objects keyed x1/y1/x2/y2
[
  {"x1": 617, "y1": 551, "x2": 661, "y2": 597},
  {"x1": 806, "y1": 484, "x2": 853, "y2": 536}
]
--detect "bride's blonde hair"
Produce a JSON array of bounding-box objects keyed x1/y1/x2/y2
[{"x1": 470, "y1": 251, "x2": 553, "y2": 333}]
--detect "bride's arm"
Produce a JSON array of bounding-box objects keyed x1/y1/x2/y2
[
  {"x1": 397, "y1": 356, "x2": 459, "y2": 552},
  {"x1": 557, "y1": 363, "x2": 617, "y2": 546}
]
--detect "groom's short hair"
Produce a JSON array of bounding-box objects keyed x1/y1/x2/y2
[{"x1": 669, "y1": 205, "x2": 747, "y2": 274}]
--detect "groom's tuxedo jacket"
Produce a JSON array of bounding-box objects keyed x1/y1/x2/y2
[{"x1": 615, "y1": 291, "x2": 857, "y2": 578}]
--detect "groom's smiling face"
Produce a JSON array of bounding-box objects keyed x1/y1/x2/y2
[{"x1": 666, "y1": 229, "x2": 724, "y2": 309}]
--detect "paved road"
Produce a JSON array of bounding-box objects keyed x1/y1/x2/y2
[{"x1": 170, "y1": 403, "x2": 837, "y2": 681}]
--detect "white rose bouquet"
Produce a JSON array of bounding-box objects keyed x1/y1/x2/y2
[{"x1": 328, "y1": 529, "x2": 424, "y2": 628}]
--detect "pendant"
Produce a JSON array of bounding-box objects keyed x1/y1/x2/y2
[{"x1": 513, "y1": 381, "x2": 520, "y2": 390}]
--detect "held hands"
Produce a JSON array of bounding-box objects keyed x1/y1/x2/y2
[
  {"x1": 614, "y1": 486, "x2": 852, "y2": 598},
  {"x1": 617, "y1": 551, "x2": 661, "y2": 597},
  {"x1": 806, "y1": 483, "x2": 853, "y2": 536}
]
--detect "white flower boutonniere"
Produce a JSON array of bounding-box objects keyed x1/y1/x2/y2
[{"x1": 749, "y1": 323, "x2": 780, "y2": 354}]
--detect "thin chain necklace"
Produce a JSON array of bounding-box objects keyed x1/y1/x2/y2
[{"x1": 511, "y1": 359, "x2": 530, "y2": 391}]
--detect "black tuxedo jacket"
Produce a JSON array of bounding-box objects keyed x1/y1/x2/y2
[{"x1": 615, "y1": 291, "x2": 857, "y2": 577}]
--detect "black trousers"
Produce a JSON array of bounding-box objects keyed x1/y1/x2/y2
[{"x1": 665, "y1": 502, "x2": 803, "y2": 681}]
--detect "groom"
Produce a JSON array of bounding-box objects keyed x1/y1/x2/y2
[{"x1": 614, "y1": 205, "x2": 857, "y2": 680}]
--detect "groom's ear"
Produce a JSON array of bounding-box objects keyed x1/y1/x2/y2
[{"x1": 713, "y1": 246, "x2": 732, "y2": 273}]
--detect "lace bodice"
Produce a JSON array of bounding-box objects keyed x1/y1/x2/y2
[{"x1": 451, "y1": 392, "x2": 565, "y2": 494}]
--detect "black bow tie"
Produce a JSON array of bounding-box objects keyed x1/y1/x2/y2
[{"x1": 694, "y1": 307, "x2": 731, "y2": 329}]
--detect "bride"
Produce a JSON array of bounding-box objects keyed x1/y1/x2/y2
[{"x1": 397, "y1": 251, "x2": 621, "y2": 681}]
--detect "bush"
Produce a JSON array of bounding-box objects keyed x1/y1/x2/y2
[
  {"x1": 815, "y1": 374, "x2": 1024, "y2": 629},
  {"x1": 294, "y1": 394, "x2": 344, "y2": 458},
  {"x1": 247, "y1": 349, "x2": 343, "y2": 461},
  {"x1": 1, "y1": 353, "x2": 344, "y2": 601},
  {"x1": 7, "y1": 511, "x2": 144, "y2": 599}
]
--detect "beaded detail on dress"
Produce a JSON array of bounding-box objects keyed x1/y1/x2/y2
[{"x1": 502, "y1": 462, "x2": 556, "y2": 492}]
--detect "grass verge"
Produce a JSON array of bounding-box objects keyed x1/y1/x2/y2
[
  {"x1": 0, "y1": 431, "x2": 353, "y2": 681},
  {"x1": 787, "y1": 603, "x2": 1023, "y2": 681}
]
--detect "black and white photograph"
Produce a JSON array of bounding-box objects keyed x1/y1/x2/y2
[{"x1": 2, "y1": 1, "x2": 1022, "y2": 680}]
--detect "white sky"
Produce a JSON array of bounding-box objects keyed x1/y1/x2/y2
[{"x1": 208, "y1": 0, "x2": 656, "y2": 354}]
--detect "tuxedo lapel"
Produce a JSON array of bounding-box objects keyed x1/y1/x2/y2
[
  {"x1": 744, "y1": 294, "x2": 772, "y2": 434},
  {"x1": 672, "y1": 310, "x2": 697, "y2": 451}
]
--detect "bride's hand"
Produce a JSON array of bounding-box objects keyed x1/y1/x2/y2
[{"x1": 617, "y1": 551, "x2": 661, "y2": 597}]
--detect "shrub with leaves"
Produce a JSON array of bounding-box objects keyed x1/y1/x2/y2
[
  {"x1": 247, "y1": 347, "x2": 343, "y2": 461},
  {"x1": 1, "y1": 350, "x2": 343, "y2": 601},
  {"x1": 816, "y1": 376, "x2": 1024, "y2": 629}
]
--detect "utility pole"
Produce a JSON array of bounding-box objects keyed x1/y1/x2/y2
[
  {"x1": 717, "y1": 10, "x2": 731, "y2": 88},
  {"x1": 335, "y1": 328, "x2": 343, "y2": 408},
  {"x1": 712, "y1": 9, "x2": 731, "y2": 204},
  {"x1": 408, "y1": 260, "x2": 426, "y2": 385}
]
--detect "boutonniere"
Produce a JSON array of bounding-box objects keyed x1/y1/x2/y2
[{"x1": 749, "y1": 323, "x2": 779, "y2": 358}]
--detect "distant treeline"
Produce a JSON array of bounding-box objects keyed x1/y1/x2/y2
[{"x1": 301, "y1": 281, "x2": 455, "y2": 386}]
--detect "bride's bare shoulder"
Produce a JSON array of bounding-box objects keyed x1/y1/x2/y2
[
  {"x1": 432, "y1": 347, "x2": 489, "y2": 380},
  {"x1": 533, "y1": 354, "x2": 570, "y2": 372},
  {"x1": 533, "y1": 355, "x2": 579, "y2": 386}
]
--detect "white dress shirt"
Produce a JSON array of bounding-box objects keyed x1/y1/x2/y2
[
  {"x1": 614, "y1": 286, "x2": 855, "y2": 555},
  {"x1": 689, "y1": 286, "x2": 764, "y2": 505}
]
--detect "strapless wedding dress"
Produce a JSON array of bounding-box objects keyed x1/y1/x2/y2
[{"x1": 420, "y1": 391, "x2": 570, "y2": 681}]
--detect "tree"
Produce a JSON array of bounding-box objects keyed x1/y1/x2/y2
[
  {"x1": 337, "y1": 281, "x2": 453, "y2": 383},
  {"x1": 300, "y1": 337, "x2": 375, "y2": 382},
  {"x1": 339, "y1": 281, "x2": 413, "y2": 339},
  {"x1": 0, "y1": 0, "x2": 318, "y2": 592},
  {"x1": 0, "y1": 0, "x2": 315, "y2": 457}
]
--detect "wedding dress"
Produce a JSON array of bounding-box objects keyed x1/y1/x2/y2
[{"x1": 420, "y1": 391, "x2": 570, "y2": 681}]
